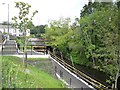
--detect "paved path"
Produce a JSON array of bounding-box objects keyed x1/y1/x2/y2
[
  {"x1": 11, "y1": 54, "x2": 49, "y2": 58},
  {"x1": 18, "y1": 50, "x2": 45, "y2": 55},
  {"x1": 0, "y1": 40, "x2": 46, "y2": 56}
]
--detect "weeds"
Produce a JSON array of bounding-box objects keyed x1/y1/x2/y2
[{"x1": 2, "y1": 56, "x2": 65, "y2": 88}]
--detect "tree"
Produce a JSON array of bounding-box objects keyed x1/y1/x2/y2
[
  {"x1": 12, "y1": 2, "x2": 38, "y2": 66},
  {"x1": 115, "y1": 0, "x2": 120, "y2": 88},
  {"x1": 30, "y1": 25, "x2": 46, "y2": 37},
  {"x1": 45, "y1": 1, "x2": 118, "y2": 87},
  {"x1": 45, "y1": 18, "x2": 72, "y2": 58},
  {"x1": 80, "y1": 1, "x2": 118, "y2": 85},
  {"x1": 80, "y1": 0, "x2": 93, "y2": 17}
]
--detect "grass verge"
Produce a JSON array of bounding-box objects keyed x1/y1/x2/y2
[{"x1": 1, "y1": 56, "x2": 68, "y2": 88}]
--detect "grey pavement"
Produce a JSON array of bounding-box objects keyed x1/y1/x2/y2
[
  {"x1": 18, "y1": 50, "x2": 45, "y2": 55},
  {"x1": 0, "y1": 40, "x2": 47, "y2": 56},
  {"x1": 12, "y1": 54, "x2": 49, "y2": 58}
]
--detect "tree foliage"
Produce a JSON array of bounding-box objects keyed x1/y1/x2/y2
[
  {"x1": 12, "y1": 2, "x2": 38, "y2": 32},
  {"x1": 45, "y1": 1, "x2": 119, "y2": 85},
  {"x1": 12, "y1": 2, "x2": 38, "y2": 47},
  {"x1": 12, "y1": 2, "x2": 38, "y2": 66},
  {"x1": 30, "y1": 25, "x2": 46, "y2": 37}
]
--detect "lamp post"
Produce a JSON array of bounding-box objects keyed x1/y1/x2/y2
[{"x1": 2, "y1": 3, "x2": 9, "y2": 40}]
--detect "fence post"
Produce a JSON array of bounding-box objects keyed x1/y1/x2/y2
[{"x1": 70, "y1": 78, "x2": 72, "y2": 86}]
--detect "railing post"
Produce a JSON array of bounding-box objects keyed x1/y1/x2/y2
[
  {"x1": 31, "y1": 45, "x2": 32, "y2": 55},
  {"x1": 1, "y1": 42, "x2": 3, "y2": 55},
  {"x1": 70, "y1": 78, "x2": 72, "y2": 86}
]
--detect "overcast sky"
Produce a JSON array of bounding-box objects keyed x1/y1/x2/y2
[{"x1": 0, "y1": 0, "x2": 88, "y2": 25}]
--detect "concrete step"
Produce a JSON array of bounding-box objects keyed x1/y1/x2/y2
[
  {"x1": 5, "y1": 41, "x2": 16, "y2": 44},
  {"x1": 3, "y1": 46, "x2": 17, "y2": 50},
  {"x1": 3, "y1": 49, "x2": 17, "y2": 52},
  {"x1": 2, "y1": 51, "x2": 17, "y2": 55},
  {"x1": 2, "y1": 40, "x2": 18, "y2": 55}
]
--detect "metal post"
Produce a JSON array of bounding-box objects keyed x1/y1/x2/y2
[
  {"x1": 70, "y1": 78, "x2": 72, "y2": 86},
  {"x1": 2, "y1": 3, "x2": 9, "y2": 40},
  {"x1": 8, "y1": 4, "x2": 9, "y2": 40},
  {"x1": 1, "y1": 41, "x2": 3, "y2": 55},
  {"x1": 31, "y1": 45, "x2": 32, "y2": 55}
]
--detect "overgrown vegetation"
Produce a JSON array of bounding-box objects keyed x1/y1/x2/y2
[
  {"x1": 2, "y1": 56, "x2": 67, "y2": 88},
  {"x1": 44, "y1": 1, "x2": 119, "y2": 85}
]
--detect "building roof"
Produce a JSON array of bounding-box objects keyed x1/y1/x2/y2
[
  {"x1": 28, "y1": 38, "x2": 41, "y2": 41},
  {"x1": 0, "y1": 24, "x2": 13, "y2": 29}
]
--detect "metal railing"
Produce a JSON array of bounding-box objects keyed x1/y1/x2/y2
[{"x1": 49, "y1": 51, "x2": 110, "y2": 90}]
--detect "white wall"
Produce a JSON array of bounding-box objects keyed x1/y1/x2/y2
[{"x1": 0, "y1": 25, "x2": 30, "y2": 37}]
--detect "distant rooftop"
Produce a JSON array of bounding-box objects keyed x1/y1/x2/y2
[{"x1": 0, "y1": 24, "x2": 13, "y2": 29}]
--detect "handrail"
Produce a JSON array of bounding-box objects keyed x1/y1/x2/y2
[
  {"x1": 0, "y1": 38, "x2": 6, "y2": 51},
  {"x1": 49, "y1": 51, "x2": 110, "y2": 89}
]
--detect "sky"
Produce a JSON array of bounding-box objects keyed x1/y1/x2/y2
[{"x1": 0, "y1": 0, "x2": 88, "y2": 25}]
